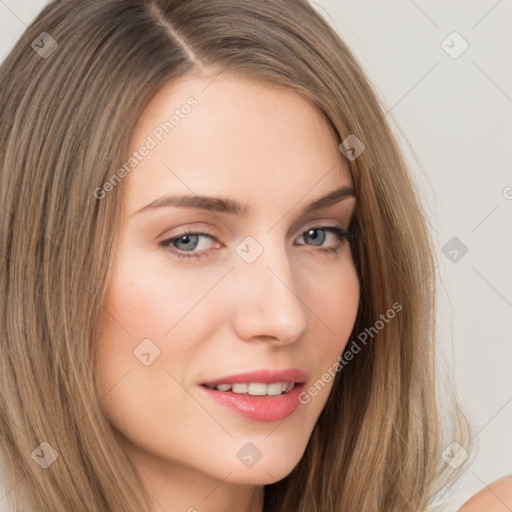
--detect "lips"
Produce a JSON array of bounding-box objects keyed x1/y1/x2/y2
[
  {"x1": 200, "y1": 368, "x2": 308, "y2": 387},
  {"x1": 198, "y1": 368, "x2": 308, "y2": 422}
]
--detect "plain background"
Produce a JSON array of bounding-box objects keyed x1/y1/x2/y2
[{"x1": 0, "y1": 0, "x2": 511, "y2": 505}]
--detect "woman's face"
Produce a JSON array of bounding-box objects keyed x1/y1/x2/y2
[{"x1": 96, "y1": 72, "x2": 359, "y2": 506}]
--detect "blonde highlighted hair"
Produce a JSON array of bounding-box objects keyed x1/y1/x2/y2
[{"x1": 0, "y1": 0, "x2": 473, "y2": 510}]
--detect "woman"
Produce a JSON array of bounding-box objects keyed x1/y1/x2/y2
[{"x1": 0, "y1": 0, "x2": 496, "y2": 510}]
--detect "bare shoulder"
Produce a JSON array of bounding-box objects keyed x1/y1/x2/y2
[{"x1": 459, "y1": 477, "x2": 512, "y2": 512}]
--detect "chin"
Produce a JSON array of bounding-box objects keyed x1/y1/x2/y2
[
  {"x1": 219, "y1": 441, "x2": 306, "y2": 486},
  {"x1": 224, "y1": 461, "x2": 298, "y2": 486}
]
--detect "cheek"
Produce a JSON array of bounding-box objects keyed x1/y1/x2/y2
[
  {"x1": 297, "y1": 252, "x2": 360, "y2": 407},
  {"x1": 304, "y1": 249, "x2": 360, "y2": 344},
  {"x1": 94, "y1": 259, "x2": 221, "y2": 463},
  {"x1": 93, "y1": 251, "x2": 204, "y2": 419},
  {"x1": 100, "y1": 246, "x2": 223, "y2": 343},
  {"x1": 319, "y1": 263, "x2": 359, "y2": 336}
]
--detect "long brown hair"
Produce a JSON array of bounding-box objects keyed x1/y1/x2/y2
[{"x1": 0, "y1": 1, "x2": 473, "y2": 510}]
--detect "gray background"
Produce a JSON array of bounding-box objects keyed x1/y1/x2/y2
[{"x1": 1, "y1": 0, "x2": 511, "y2": 505}]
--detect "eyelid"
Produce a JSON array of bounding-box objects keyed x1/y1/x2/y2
[
  {"x1": 157, "y1": 223, "x2": 215, "y2": 242},
  {"x1": 158, "y1": 218, "x2": 354, "y2": 261},
  {"x1": 300, "y1": 218, "x2": 345, "y2": 232},
  {"x1": 159, "y1": 218, "x2": 349, "y2": 243}
]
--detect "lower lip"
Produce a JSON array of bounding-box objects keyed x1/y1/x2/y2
[{"x1": 199, "y1": 383, "x2": 305, "y2": 422}]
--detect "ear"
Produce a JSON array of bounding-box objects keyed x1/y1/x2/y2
[{"x1": 459, "y1": 477, "x2": 512, "y2": 512}]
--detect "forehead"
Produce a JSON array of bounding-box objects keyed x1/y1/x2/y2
[{"x1": 123, "y1": 72, "x2": 352, "y2": 213}]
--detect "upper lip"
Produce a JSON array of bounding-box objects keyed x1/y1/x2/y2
[{"x1": 200, "y1": 368, "x2": 308, "y2": 387}]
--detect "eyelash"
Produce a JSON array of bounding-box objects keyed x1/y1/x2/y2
[{"x1": 158, "y1": 225, "x2": 355, "y2": 261}]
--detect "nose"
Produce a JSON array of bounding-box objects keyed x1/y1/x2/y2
[{"x1": 230, "y1": 239, "x2": 308, "y2": 346}]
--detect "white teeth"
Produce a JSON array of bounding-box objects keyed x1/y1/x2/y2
[
  {"x1": 216, "y1": 384, "x2": 232, "y2": 392},
  {"x1": 248, "y1": 383, "x2": 267, "y2": 396},
  {"x1": 210, "y1": 382, "x2": 296, "y2": 395},
  {"x1": 232, "y1": 383, "x2": 248, "y2": 393},
  {"x1": 266, "y1": 382, "x2": 283, "y2": 396}
]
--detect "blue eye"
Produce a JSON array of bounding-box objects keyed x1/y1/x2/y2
[
  {"x1": 159, "y1": 230, "x2": 214, "y2": 260},
  {"x1": 296, "y1": 227, "x2": 349, "y2": 248},
  {"x1": 159, "y1": 225, "x2": 354, "y2": 261}
]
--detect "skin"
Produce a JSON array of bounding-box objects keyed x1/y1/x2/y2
[
  {"x1": 95, "y1": 71, "x2": 360, "y2": 512},
  {"x1": 460, "y1": 477, "x2": 512, "y2": 511}
]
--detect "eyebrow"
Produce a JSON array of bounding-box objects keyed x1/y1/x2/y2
[{"x1": 133, "y1": 184, "x2": 356, "y2": 217}]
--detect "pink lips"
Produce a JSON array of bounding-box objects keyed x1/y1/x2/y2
[
  {"x1": 200, "y1": 368, "x2": 307, "y2": 387},
  {"x1": 199, "y1": 368, "x2": 308, "y2": 423}
]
